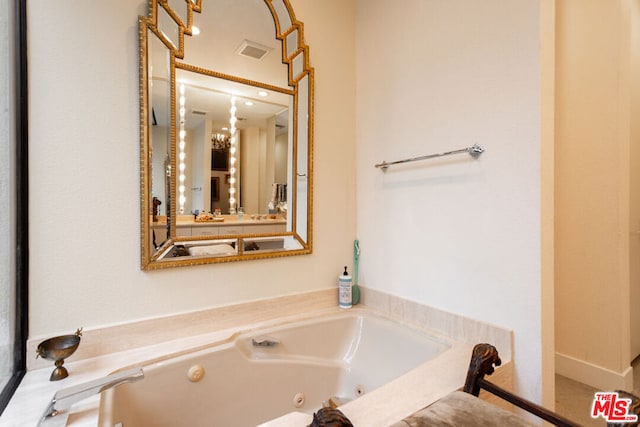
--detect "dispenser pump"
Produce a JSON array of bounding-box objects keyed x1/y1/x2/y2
[{"x1": 343, "y1": 266, "x2": 349, "y2": 276}]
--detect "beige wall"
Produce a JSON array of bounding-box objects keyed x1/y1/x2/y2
[
  {"x1": 355, "y1": 0, "x2": 549, "y2": 405},
  {"x1": 555, "y1": 0, "x2": 640, "y2": 390},
  {"x1": 27, "y1": 0, "x2": 357, "y2": 337}
]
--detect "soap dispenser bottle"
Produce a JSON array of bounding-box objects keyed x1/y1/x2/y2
[{"x1": 339, "y1": 266, "x2": 352, "y2": 309}]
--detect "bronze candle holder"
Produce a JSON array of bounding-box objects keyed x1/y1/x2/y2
[{"x1": 36, "y1": 328, "x2": 82, "y2": 381}]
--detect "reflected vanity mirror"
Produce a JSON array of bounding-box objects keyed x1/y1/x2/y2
[{"x1": 139, "y1": 0, "x2": 313, "y2": 269}]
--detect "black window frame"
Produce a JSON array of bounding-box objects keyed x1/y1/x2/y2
[{"x1": 0, "y1": 0, "x2": 29, "y2": 415}]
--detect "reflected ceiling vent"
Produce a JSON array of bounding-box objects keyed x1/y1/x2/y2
[
  {"x1": 191, "y1": 109, "x2": 207, "y2": 116},
  {"x1": 236, "y1": 39, "x2": 272, "y2": 61}
]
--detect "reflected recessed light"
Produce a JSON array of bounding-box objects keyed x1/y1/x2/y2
[
  {"x1": 245, "y1": 101, "x2": 254, "y2": 106},
  {"x1": 191, "y1": 26, "x2": 200, "y2": 36},
  {"x1": 258, "y1": 91, "x2": 268, "y2": 97},
  {"x1": 221, "y1": 127, "x2": 228, "y2": 131}
]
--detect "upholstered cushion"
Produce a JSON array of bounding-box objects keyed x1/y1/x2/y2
[{"x1": 391, "y1": 391, "x2": 536, "y2": 427}]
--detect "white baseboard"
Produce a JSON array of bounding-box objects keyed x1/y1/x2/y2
[{"x1": 556, "y1": 352, "x2": 634, "y2": 391}]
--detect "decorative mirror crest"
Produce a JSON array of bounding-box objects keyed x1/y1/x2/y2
[{"x1": 139, "y1": 0, "x2": 313, "y2": 269}]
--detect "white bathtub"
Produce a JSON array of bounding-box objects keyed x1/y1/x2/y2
[{"x1": 99, "y1": 312, "x2": 451, "y2": 427}]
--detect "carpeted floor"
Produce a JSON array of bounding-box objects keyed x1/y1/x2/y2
[
  {"x1": 555, "y1": 366, "x2": 640, "y2": 427},
  {"x1": 555, "y1": 374, "x2": 605, "y2": 427}
]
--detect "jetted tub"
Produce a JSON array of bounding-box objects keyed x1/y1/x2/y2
[{"x1": 99, "y1": 311, "x2": 451, "y2": 427}]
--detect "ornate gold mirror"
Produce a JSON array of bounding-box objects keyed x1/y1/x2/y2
[{"x1": 139, "y1": 0, "x2": 313, "y2": 269}]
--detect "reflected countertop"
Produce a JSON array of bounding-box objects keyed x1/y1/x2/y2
[{"x1": 151, "y1": 215, "x2": 287, "y2": 227}]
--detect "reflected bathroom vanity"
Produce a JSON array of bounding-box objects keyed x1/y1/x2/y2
[
  {"x1": 176, "y1": 216, "x2": 286, "y2": 237},
  {"x1": 152, "y1": 215, "x2": 286, "y2": 238}
]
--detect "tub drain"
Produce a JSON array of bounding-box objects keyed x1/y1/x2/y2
[
  {"x1": 293, "y1": 392, "x2": 305, "y2": 408},
  {"x1": 355, "y1": 384, "x2": 365, "y2": 397}
]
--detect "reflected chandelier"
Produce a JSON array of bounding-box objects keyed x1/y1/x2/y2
[{"x1": 211, "y1": 133, "x2": 231, "y2": 150}]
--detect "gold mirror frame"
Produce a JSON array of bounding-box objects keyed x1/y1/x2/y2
[{"x1": 139, "y1": 0, "x2": 313, "y2": 269}]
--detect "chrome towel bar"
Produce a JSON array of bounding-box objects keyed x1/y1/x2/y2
[{"x1": 374, "y1": 144, "x2": 484, "y2": 172}]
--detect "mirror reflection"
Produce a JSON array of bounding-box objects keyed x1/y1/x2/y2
[
  {"x1": 169, "y1": 69, "x2": 293, "y2": 218},
  {"x1": 140, "y1": 0, "x2": 313, "y2": 269}
]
